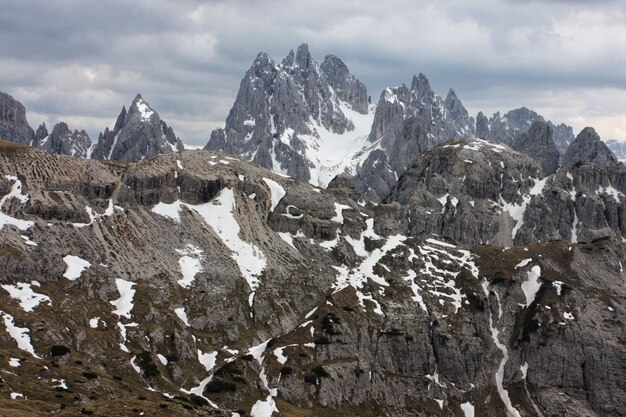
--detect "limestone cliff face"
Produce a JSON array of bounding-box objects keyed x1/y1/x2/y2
[{"x1": 0, "y1": 140, "x2": 624, "y2": 416}]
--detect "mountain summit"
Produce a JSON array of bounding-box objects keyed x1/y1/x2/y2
[
  {"x1": 204, "y1": 43, "x2": 374, "y2": 187},
  {"x1": 91, "y1": 94, "x2": 183, "y2": 162}
]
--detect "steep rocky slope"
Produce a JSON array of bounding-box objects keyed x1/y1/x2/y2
[
  {"x1": 0, "y1": 139, "x2": 624, "y2": 416},
  {"x1": 511, "y1": 120, "x2": 560, "y2": 176},
  {"x1": 204, "y1": 43, "x2": 374, "y2": 187},
  {"x1": 90, "y1": 94, "x2": 184, "y2": 162}
]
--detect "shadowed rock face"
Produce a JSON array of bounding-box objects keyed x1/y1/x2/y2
[
  {"x1": 512, "y1": 120, "x2": 560, "y2": 176},
  {"x1": 1, "y1": 140, "x2": 624, "y2": 417},
  {"x1": 90, "y1": 94, "x2": 183, "y2": 162},
  {"x1": 0, "y1": 91, "x2": 35, "y2": 145},
  {"x1": 562, "y1": 127, "x2": 620, "y2": 168}
]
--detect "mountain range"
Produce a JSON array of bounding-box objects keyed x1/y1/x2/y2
[{"x1": 0, "y1": 44, "x2": 625, "y2": 417}]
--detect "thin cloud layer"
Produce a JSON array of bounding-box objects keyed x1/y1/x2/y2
[{"x1": 1, "y1": 0, "x2": 624, "y2": 146}]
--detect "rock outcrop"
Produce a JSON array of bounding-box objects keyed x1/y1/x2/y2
[
  {"x1": 204, "y1": 43, "x2": 373, "y2": 187},
  {"x1": 91, "y1": 94, "x2": 183, "y2": 162},
  {"x1": 562, "y1": 127, "x2": 620, "y2": 168},
  {"x1": 0, "y1": 91, "x2": 35, "y2": 145},
  {"x1": 511, "y1": 120, "x2": 560, "y2": 176}
]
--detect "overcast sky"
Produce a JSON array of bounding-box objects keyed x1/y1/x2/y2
[{"x1": 1, "y1": 0, "x2": 625, "y2": 146}]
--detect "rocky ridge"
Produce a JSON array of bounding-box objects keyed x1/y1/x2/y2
[
  {"x1": 38, "y1": 122, "x2": 92, "y2": 158},
  {"x1": 476, "y1": 107, "x2": 575, "y2": 154},
  {"x1": 0, "y1": 139, "x2": 624, "y2": 416}
]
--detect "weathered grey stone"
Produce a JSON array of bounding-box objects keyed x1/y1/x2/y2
[
  {"x1": 355, "y1": 74, "x2": 474, "y2": 200},
  {"x1": 0, "y1": 142, "x2": 624, "y2": 417}
]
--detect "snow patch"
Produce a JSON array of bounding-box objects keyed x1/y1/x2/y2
[
  {"x1": 262, "y1": 178, "x2": 286, "y2": 212},
  {"x1": 176, "y1": 244, "x2": 203, "y2": 288},
  {"x1": 174, "y1": 307, "x2": 190, "y2": 326},
  {"x1": 2, "y1": 282, "x2": 51, "y2": 312},
  {"x1": 521, "y1": 266, "x2": 541, "y2": 308},
  {"x1": 0, "y1": 310, "x2": 40, "y2": 358},
  {"x1": 62, "y1": 255, "x2": 91, "y2": 280},
  {"x1": 110, "y1": 279, "x2": 136, "y2": 319},
  {"x1": 460, "y1": 402, "x2": 475, "y2": 417}
]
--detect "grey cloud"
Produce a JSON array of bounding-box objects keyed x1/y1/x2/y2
[{"x1": 1, "y1": 0, "x2": 625, "y2": 146}]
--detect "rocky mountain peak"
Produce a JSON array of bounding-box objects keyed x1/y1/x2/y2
[
  {"x1": 129, "y1": 93, "x2": 156, "y2": 123},
  {"x1": 562, "y1": 126, "x2": 619, "y2": 168},
  {"x1": 320, "y1": 54, "x2": 369, "y2": 114},
  {"x1": 358, "y1": 74, "x2": 475, "y2": 200},
  {"x1": 205, "y1": 44, "x2": 372, "y2": 187},
  {"x1": 294, "y1": 42, "x2": 313, "y2": 69},
  {"x1": 444, "y1": 88, "x2": 471, "y2": 123},
  {"x1": 90, "y1": 94, "x2": 183, "y2": 162},
  {"x1": 38, "y1": 121, "x2": 92, "y2": 158},
  {"x1": 33, "y1": 122, "x2": 48, "y2": 148},
  {"x1": 411, "y1": 73, "x2": 431, "y2": 92},
  {"x1": 254, "y1": 51, "x2": 277, "y2": 71},
  {"x1": 511, "y1": 120, "x2": 560, "y2": 176}
]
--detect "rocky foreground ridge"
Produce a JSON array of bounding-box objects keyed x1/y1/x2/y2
[{"x1": 0, "y1": 137, "x2": 624, "y2": 417}]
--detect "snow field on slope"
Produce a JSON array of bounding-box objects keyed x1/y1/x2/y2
[
  {"x1": 262, "y1": 178, "x2": 286, "y2": 212},
  {"x1": 151, "y1": 188, "x2": 267, "y2": 305},
  {"x1": 0, "y1": 175, "x2": 34, "y2": 231},
  {"x1": 297, "y1": 102, "x2": 376, "y2": 187}
]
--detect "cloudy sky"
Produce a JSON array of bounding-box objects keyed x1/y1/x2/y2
[{"x1": 1, "y1": 0, "x2": 625, "y2": 146}]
